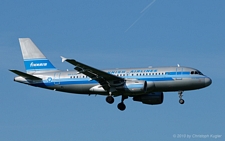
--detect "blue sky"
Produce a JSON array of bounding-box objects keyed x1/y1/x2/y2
[{"x1": 0, "y1": 0, "x2": 224, "y2": 140}]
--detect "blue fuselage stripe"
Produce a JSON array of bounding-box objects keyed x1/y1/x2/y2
[
  {"x1": 35, "y1": 76, "x2": 176, "y2": 87},
  {"x1": 32, "y1": 71, "x2": 205, "y2": 88}
]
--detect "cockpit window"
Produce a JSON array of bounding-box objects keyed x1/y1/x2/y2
[
  {"x1": 191, "y1": 70, "x2": 204, "y2": 75},
  {"x1": 197, "y1": 70, "x2": 203, "y2": 75}
]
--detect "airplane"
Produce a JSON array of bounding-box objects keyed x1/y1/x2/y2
[{"x1": 10, "y1": 38, "x2": 212, "y2": 111}]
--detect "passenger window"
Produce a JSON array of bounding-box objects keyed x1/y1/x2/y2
[{"x1": 191, "y1": 71, "x2": 194, "y2": 75}]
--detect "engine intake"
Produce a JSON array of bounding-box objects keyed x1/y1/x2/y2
[{"x1": 133, "y1": 92, "x2": 164, "y2": 105}]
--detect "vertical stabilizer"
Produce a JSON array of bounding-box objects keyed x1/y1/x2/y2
[{"x1": 19, "y1": 38, "x2": 57, "y2": 73}]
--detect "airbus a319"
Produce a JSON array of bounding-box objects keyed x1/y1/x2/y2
[{"x1": 10, "y1": 38, "x2": 212, "y2": 111}]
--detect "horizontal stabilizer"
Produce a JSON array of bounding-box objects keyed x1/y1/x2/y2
[{"x1": 9, "y1": 70, "x2": 42, "y2": 80}]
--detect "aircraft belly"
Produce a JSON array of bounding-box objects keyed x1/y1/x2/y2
[{"x1": 48, "y1": 84, "x2": 98, "y2": 94}]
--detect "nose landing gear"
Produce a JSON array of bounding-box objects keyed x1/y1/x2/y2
[{"x1": 178, "y1": 91, "x2": 185, "y2": 104}]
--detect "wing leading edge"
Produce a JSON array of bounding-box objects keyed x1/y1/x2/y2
[{"x1": 61, "y1": 56, "x2": 124, "y2": 91}]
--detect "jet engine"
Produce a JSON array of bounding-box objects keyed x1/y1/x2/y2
[
  {"x1": 116, "y1": 80, "x2": 147, "y2": 95},
  {"x1": 133, "y1": 92, "x2": 164, "y2": 105}
]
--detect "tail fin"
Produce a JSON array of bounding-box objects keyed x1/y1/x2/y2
[{"x1": 19, "y1": 38, "x2": 57, "y2": 73}]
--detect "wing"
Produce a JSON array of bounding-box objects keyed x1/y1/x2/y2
[{"x1": 61, "y1": 56, "x2": 124, "y2": 91}]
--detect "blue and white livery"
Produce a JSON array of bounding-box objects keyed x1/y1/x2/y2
[{"x1": 10, "y1": 38, "x2": 212, "y2": 111}]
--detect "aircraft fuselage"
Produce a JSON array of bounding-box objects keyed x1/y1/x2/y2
[{"x1": 14, "y1": 66, "x2": 211, "y2": 96}]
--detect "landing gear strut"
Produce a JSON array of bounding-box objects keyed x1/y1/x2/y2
[
  {"x1": 178, "y1": 91, "x2": 185, "y2": 104},
  {"x1": 106, "y1": 92, "x2": 114, "y2": 104},
  {"x1": 117, "y1": 95, "x2": 128, "y2": 111}
]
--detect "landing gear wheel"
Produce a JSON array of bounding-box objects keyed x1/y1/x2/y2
[
  {"x1": 106, "y1": 96, "x2": 114, "y2": 104},
  {"x1": 117, "y1": 102, "x2": 126, "y2": 111},
  {"x1": 179, "y1": 99, "x2": 185, "y2": 104},
  {"x1": 178, "y1": 91, "x2": 185, "y2": 104}
]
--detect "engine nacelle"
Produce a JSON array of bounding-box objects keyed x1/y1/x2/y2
[
  {"x1": 133, "y1": 92, "x2": 164, "y2": 105},
  {"x1": 116, "y1": 80, "x2": 147, "y2": 95}
]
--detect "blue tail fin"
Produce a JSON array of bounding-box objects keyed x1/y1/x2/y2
[{"x1": 19, "y1": 38, "x2": 57, "y2": 73}]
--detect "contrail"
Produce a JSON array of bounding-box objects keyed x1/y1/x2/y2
[
  {"x1": 125, "y1": 12, "x2": 146, "y2": 32},
  {"x1": 140, "y1": 0, "x2": 156, "y2": 14},
  {"x1": 125, "y1": 0, "x2": 156, "y2": 32}
]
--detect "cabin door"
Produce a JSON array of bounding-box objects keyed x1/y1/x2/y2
[
  {"x1": 176, "y1": 67, "x2": 183, "y2": 80},
  {"x1": 54, "y1": 72, "x2": 61, "y2": 85}
]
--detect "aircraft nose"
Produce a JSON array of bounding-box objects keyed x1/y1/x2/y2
[{"x1": 205, "y1": 77, "x2": 212, "y2": 87}]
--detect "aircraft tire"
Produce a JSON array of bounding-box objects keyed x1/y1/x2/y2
[
  {"x1": 117, "y1": 102, "x2": 126, "y2": 111},
  {"x1": 106, "y1": 96, "x2": 114, "y2": 104},
  {"x1": 179, "y1": 99, "x2": 185, "y2": 104}
]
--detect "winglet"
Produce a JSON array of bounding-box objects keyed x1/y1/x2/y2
[{"x1": 61, "y1": 56, "x2": 67, "y2": 62}]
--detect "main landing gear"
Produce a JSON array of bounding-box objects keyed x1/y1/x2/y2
[
  {"x1": 105, "y1": 93, "x2": 128, "y2": 111},
  {"x1": 106, "y1": 92, "x2": 114, "y2": 104},
  {"x1": 117, "y1": 95, "x2": 128, "y2": 111},
  {"x1": 178, "y1": 91, "x2": 185, "y2": 104}
]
